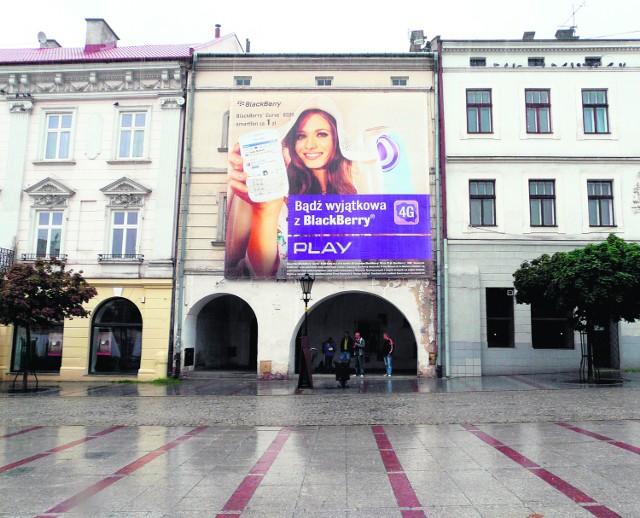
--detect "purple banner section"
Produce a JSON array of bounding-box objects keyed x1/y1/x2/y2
[
  {"x1": 289, "y1": 235, "x2": 432, "y2": 261},
  {"x1": 288, "y1": 194, "x2": 430, "y2": 236}
]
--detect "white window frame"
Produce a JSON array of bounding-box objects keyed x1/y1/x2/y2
[
  {"x1": 215, "y1": 192, "x2": 228, "y2": 243},
  {"x1": 234, "y1": 76, "x2": 251, "y2": 87},
  {"x1": 391, "y1": 76, "x2": 408, "y2": 86},
  {"x1": 108, "y1": 209, "x2": 140, "y2": 257},
  {"x1": 315, "y1": 76, "x2": 333, "y2": 86},
  {"x1": 41, "y1": 110, "x2": 76, "y2": 161},
  {"x1": 113, "y1": 107, "x2": 151, "y2": 160},
  {"x1": 33, "y1": 210, "x2": 65, "y2": 258}
]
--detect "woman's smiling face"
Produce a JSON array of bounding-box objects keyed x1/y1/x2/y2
[{"x1": 294, "y1": 113, "x2": 335, "y2": 171}]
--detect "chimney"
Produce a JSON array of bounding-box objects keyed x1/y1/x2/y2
[
  {"x1": 215, "y1": 24, "x2": 221, "y2": 39},
  {"x1": 85, "y1": 18, "x2": 119, "y2": 53},
  {"x1": 409, "y1": 30, "x2": 426, "y2": 52},
  {"x1": 246, "y1": 38, "x2": 251, "y2": 53},
  {"x1": 522, "y1": 31, "x2": 535, "y2": 41}
]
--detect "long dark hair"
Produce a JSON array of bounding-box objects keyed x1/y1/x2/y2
[{"x1": 283, "y1": 109, "x2": 356, "y2": 195}]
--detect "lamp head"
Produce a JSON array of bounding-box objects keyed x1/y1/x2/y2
[{"x1": 300, "y1": 273, "x2": 315, "y2": 301}]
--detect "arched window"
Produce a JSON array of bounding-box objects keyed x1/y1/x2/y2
[{"x1": 90, "y1": 298, "x2": 142, "y2": 374}]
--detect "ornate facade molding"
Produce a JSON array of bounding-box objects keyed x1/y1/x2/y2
[
  {"x1": 100, "y1": 177, "x2": 151, "y2": 207},
  {"x1": 7, "y1": 100, "x2": 34, "y2": 113},
  {"x1": 0, "y1": 68, "x2": 185, "y2": 96},
  {"x1": 24, "y1": 177, "x2": 75, "y2": 208},
  {"x1": 633, "y1": 172, "x2": 640, "y2": 214},
  {"x1": 159, "y1": 96, "x2": 186, "y2": 109}
]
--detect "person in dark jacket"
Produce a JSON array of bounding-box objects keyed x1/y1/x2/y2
[
  {"x1": 323, "y1": 337, "x2": 336, "y2": 373},
  {"x1": 382, "y1": 332, "x2": 394, "y2": 377},
  {"x1": 339, "y1": 331, "x2": 353, "y2": 363},
  {"x1": 353, "y1": 331, "x2": 366, "y2": 377}
]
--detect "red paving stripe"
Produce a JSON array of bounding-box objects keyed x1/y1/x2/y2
[
  {"x1": 218, "y1": 427, "x2": 291, "y2": 515},
  {"x1": 44, "y1": 426, "x2": 207, "y2": 514},
  {"x1": 0, "y1": 426, "x2": 43, "y2": 439},
  {"x1": 556, "y1": 422, "x2": 640, "y2": 455},
  {"x1": 463, "y1": 424, "x2": 621, "y2": 517},
  {"x1": 0, "y1": 425, "x2": 124, "y2": 475},
  {"x1": 371, "y1": 426, "x2": 425, "y2": 516}
]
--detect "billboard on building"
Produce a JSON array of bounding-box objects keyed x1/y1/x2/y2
[{"x1": 225, "y1": 93, "x2": 431, "y2": 279}]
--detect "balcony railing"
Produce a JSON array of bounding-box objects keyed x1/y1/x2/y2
[
  {"x1": 21, "y1": 253, "x2": 68, "y2": 261},
  {"x1": 1, "y1": 247, "x2": 15, "y2": 274},
  {"x1": 98, "y1": 254, "x2": 144, "y2": 262}
]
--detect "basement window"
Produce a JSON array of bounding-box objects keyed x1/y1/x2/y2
[{"x1": 528, "y1": 57, "x2": 545, "y2": 67}]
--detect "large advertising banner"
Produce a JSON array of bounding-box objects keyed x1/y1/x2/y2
[{"x1": 225, "y1": 93, "x2": 431, "y2": 279}]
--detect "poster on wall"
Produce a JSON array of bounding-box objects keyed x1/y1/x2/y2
[{"x1": 225, "y1": 93, "x2": 431, "y2": 279}]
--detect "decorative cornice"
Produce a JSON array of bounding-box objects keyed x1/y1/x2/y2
[
  {"x1": 447, "y1": 155, "x2": 640, "y2": 164},
  {"x1": 7, "y1": 100, "x2": 33, "y2": 113},
  {"x1": 24, "y1": 177, "x2": 75, "y2": 208},
  {"x1": 100, "y1": 177, "x2": 151, "y2": 207},
  {"x1": 158, "y1": 96, "x2": 185, "y2": 109},
  {"x1": 0, "y1": 68, "x2": 185, "y2": 97}
]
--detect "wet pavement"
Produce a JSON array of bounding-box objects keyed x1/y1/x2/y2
[{"x1": 2, "y1": 371, "x2": 640, "y2": 516}]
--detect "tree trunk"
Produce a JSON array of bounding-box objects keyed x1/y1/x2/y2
[{"x1": 22, "y1": 327, "x2": 31, "y2": 392}]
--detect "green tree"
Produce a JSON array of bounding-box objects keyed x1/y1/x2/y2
[
  {"x1": 513, "y1": 234, "x2": 640, "y2": 381},
  {"x1": 0, "y1": 258, "x2": 97, "y2": 391}
]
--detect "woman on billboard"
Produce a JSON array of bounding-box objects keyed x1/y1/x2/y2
[{"x1": 226, "y1": 97, "x2": 358, "y2": 279}]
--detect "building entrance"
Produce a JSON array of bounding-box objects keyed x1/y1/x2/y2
[
  {"x1": 295, "y1": 292, "x2": 418, "y2": 375},
  {"x1": 195, "y1": 295, "x2": 257, "y2": 371}
]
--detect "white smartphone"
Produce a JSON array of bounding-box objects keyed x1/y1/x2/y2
[{"x1": 239, "y1": 129, "x2": 289, "y2": 202}]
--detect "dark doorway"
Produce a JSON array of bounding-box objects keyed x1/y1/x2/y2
[
  {"x1": 196, "y1": 295, "x2": 257, "y2": 371},
  {"x1": 295, "y1": 292, "x2": 418, "y2": 375},
  {"x1": 590, "y1": 321, "x2": 620, "y2": 369}
]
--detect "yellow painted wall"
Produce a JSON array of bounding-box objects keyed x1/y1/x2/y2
[{"x1": 0, "y1": 278, "x2": 173, "y2": 382}]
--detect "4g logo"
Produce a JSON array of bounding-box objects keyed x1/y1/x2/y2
[{"x1": 393, "y1": 200, "x2": 419, "y2": 225}]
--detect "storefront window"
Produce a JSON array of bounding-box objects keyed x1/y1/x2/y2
[
  {"x1": 11, "y1": 324, "x2": 64, "y2": 372},
  {"x1": 90, "y1": 298, "x2": 142, "y2": 375}
]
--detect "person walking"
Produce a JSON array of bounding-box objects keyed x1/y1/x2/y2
[
  {"x1": 323, "y1": 337, "x2": 336, "y2": 373},
  {"x1": 353, "y1": 331, "x2": 366, "y2": 377},
  {"x1": 382, "y1": 332, "x2": 394, "y2": 377}
]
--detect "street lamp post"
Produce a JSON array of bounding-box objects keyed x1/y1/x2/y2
[{"x1": 298, "y1": 273, "x2": 315, "y2": 388}]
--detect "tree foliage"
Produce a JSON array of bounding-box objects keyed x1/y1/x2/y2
[
  {"x1": 0, "y1": 258, "x2": 97, "y2": 329},
  {"x1": 513, "y1": 234, "x2": 640, "y2": 330}
]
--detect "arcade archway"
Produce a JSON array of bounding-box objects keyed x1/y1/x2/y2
[
  {"x1": 295, "y1": 292, "x2": 418, "y2": 374},
  {"x1": 195, "y1": 294, "x2": 257, "y2": 371}
]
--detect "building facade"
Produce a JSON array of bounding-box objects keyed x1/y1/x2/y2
[
  {"x1": 0, "y1": 19, "x2": 242, "y2": 381},
  {"x1": 436, "y1": 34, "x2": 640, "y2": 376},
  {"x1": 175, "y1": 52, "x2": 439, "y2": 378}
]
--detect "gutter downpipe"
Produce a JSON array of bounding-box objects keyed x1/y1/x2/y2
[
  {"x1": 432, "y1": 50, "x2": 444, "y2": 377},
  {"x1": 173, "y1": 51, "x2": 198, "y2": 377},
  {"x1": 435, "y1": 39, "x2": 450, "y2": 377}
]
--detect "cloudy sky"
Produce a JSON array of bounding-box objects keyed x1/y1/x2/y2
[{"x1": 1, "y1": 0, "x2": 639, "y2": 52}]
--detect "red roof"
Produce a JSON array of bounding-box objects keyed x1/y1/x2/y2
[{"x1": 0, "y1": 44, "x2": 195, "y2": 64}]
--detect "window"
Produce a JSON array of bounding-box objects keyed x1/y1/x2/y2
[
  {"x1": 11, "y1": 323, "x2": 64, "y2": 373},
  {"x1": 529, "y1": 180, "x2": 556, "y2": 226},
  {"x1": 90, "y1": 298, "x2": 142, "y2": 374},
  {"x1": 525, "y1": 89, "x2": 551, "y2": 133},
  {"x1": 466, "y1": 89, "x2": 492, "y2": 133},
  {"x1": 470, "y1": 58, "x2": 486, "y2": 67},
  {"x1": 582, "y1": 89, "x2": 609, "y2": 134},
  {"x1": 391, "y1": 76, "x2": 408, "y2": 86},
  {"x1": 216, "y1": 192, "x2": 228, "y2": 242},
  {"x1": 110, "y1": 210, "x2": 139, "y2": 257},
  {"x1": 528, "y1": 57, "x2": 545, "y2": 67},
  {"x1": 486, "y1": 288, "x2": 514, "y2": 347},
  {"x1": 117, "y1": 111, "x2": 147, "y2": 158},
  {"x1": 44, "y1": 113, "x2": 72, "y2": 160},
  {"x1": 531, "y1": 303, "x2": 573, "y2": 349},
  {"x1": 469, "y1": 180, "x2": 496, "y2": 226},
  {"x1": 316, "y1": 76, "x2": 333, "y2": 86},
  {"x1": 234, "y1": 76, "x2": 251, "y2": 86},
  {"x1": 587, "y1": 180, "x2": 615, "y2": 226},
  {"x1": 585, "y1": 57, "x2": 601, "y2": 67},
  {"x1": 35, "y1": 211, "x2": 63, "y2": 258},
  {"x1": 218, "y1": 110, "x2": 230, "y2": 152}
]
